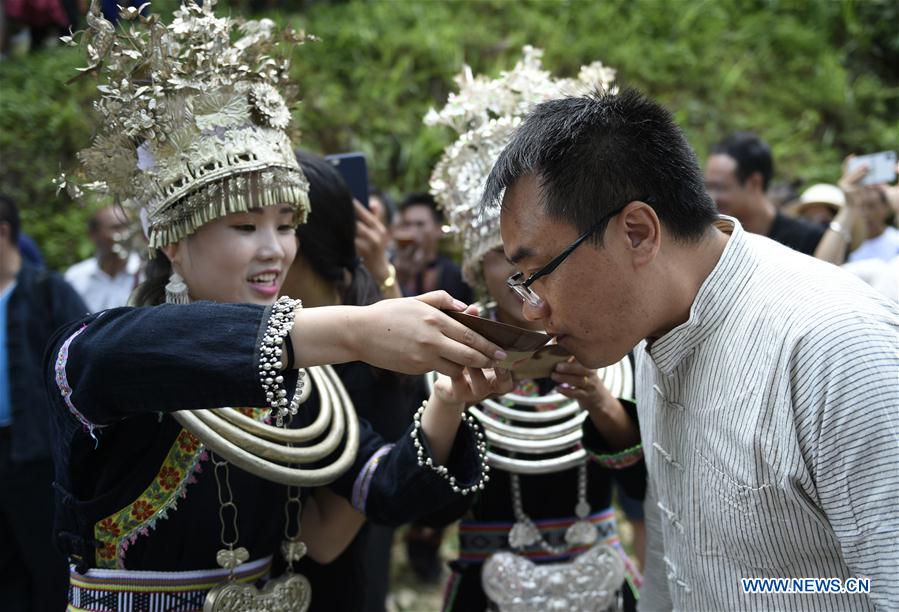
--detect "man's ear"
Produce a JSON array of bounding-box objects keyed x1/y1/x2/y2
[
  {"x1": 745, "y1": 171, "x2": 765, "y2": 194},
  {"x1": 620, "y1": 201, "x2": 661, "y2": 266}
]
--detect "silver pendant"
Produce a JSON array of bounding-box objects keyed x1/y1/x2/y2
[
  {"x1": 482, "y1": 544, "x2": 625, "y2": 612},
  {"x1": 574, "y1": 500, "x2": 591, "y2": 519},
  {"x1": 203, "y1": 572, "x2": 312, "y2": 612},
  {"x1": 508, "y1": 520, "x2": 541, "y2": 549},
  {"x1": 281, "y1": 539, "x2": 308, "y2": 564},
  {"x1": 215, "y1": 547, "x2": 249, "y2": 570},
  {"x1": 564, "y1": 520, "x2": 599, "y2": 547}
]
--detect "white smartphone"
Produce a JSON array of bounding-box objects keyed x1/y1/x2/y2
[{"x1": 847, "y1": 150, "x2": 897, "y2": 186}]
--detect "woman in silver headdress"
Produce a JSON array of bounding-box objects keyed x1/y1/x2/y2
[
  {"x1": 49, "y1": 3, "x2": 510, "y2": 610},
  {"x1": 425, "y1": 48, "x2": 645, "y2": 612}
]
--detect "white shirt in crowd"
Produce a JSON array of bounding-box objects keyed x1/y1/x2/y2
[
  {"x1": 64, "y1": 252, "x2": 142, "y2": 313},
  {"x1": 847, "y1": 225, "x2": 899, "y2": 264},
  {"x1": 637, "y1": 218, "x2": 898, "y2": 611},
  {"x1": 843, "y1": 256, "x2": 899, "y2": 302}
]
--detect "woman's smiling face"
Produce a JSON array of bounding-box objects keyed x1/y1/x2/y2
[{"x1": 164, "y1": 204, "x2": 298, "y2": 305}]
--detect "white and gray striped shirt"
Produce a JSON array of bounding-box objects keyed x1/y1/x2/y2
[{"x1": 637, "y1": 218, "x2": 899, "y2": 611}]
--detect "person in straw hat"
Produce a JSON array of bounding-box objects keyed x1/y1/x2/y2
[{"x1": 785, "y1": 183, "x2": 846, "y2": 228}]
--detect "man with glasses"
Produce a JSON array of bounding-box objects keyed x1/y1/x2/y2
[{"x1": 481, "y1": 89, "x2": 898, "y2": 610}]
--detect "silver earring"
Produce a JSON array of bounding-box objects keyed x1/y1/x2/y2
[{"x1": 165, "y1": 271, "x2": 190, "y2": 304}]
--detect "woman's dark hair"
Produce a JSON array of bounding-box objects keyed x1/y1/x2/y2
[
  {"x1": 132, "y1": 251, "x2": 171, "y2": 306},
  {"x1": 296, "y1": 150, "x2": 382, "y2": 307},
  {"x1": 297, "y1": 151, "x2": 405, "y2": 386}
]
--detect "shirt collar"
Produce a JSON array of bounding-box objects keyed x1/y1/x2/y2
[
  {"x1": 645, "y1": 216, "x2": 757, "y2": 375},
  {"x1": 90, "y1": 252, "x2": 140, "y2": 279},
  {"x1": 125, "y1": 252, "x2": 141, "y2": 275}
]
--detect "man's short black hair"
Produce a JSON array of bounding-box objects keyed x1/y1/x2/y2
[
  {"x1": 399, "y1": 192, "x2": 443, "y2": 224},
  {"x1": 481, "y1": 88, "x2": 717, "y2": 244},
  {"x1": 0, "y1": 193, "x2": 21, "y2": 244},
  {"x1": 712, "y1": 131, "x2": 773, "y2": 191}
]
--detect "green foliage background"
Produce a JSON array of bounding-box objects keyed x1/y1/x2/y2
[{"x1": 1, "y1": 0, "x2": 896, "y2": 270}]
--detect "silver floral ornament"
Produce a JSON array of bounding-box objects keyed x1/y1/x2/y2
[{"x1": 248, "y1": 83, "x2": 291, "y2": 130}]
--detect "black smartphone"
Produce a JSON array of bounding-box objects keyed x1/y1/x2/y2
[{"x1": 325, "y1": 152, "x2": 369, "y2": 208}]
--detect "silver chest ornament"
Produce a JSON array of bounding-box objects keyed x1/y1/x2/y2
[
  {"x1": 203, "y1": 573, "x2": 311, "y2": 612},
  {"x1": 203, "y1": 540, "x2": 312, "y2": 612},
  {"x1": 424, "y1": 353, "x2": 635, "y2": 612},
  {"x1": 482, "y1": 543, "x2": 625, "y2": 612}
]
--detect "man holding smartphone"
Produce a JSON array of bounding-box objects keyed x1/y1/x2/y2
[{"x1": 813, "y1": 155, "x2": 899, "y2": 301}]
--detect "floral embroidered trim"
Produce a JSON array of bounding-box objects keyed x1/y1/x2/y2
[
  {"x1": 351, "y1": 443, "x2": 394, "y2": 512},
  {"x1": 94, "y1": 409, "x2": 268, "y2": 568},
  {"x1": 55, "y1": 324, "x2": 104, "y2": 441},
  {"x1": 587, "y1": 443, "x2": 643, "y2": 470}
]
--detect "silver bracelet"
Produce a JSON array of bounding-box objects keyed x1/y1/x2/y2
[
  {"x1": 259, "y1": 296, "x2": 304, "y2": 426},
  {"x1": 411, "y1": 400, "x2": 490, "y2": 495}
]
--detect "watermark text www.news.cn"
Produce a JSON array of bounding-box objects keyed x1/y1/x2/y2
[{"x1": 741, "y1": 577, "x2": 870, "y2": 595}]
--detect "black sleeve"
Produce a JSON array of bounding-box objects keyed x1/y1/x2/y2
[
  {"x1": 581, "y1": 399, "x2": 647, "y2": 502},
  {"x1": 329, "y1": 413, "x2": 484, "y2": 527},
  {"x1": 45, "y1": 302, "x2": 297, "y2": 426}
]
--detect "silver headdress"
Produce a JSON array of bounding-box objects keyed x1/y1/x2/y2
[
  {"x1": 59, "y1": 0, "x2": 311, "y2": 250},
  {"x1": 425, "y1": 46, "x2": 617, "y2": 287}
]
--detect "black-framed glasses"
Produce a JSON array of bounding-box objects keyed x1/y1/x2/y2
[{"x1": 506, "y1": 204, "x2": 627, "y2": 308}]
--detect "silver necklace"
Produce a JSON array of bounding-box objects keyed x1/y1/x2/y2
[
  {"x1": 202, "y1": 369, "x2": 357, "y2": 611},
  {"x1": 203, "y1": 453, "x2": 313, "y2": 612},
  {"x1": 508, "y1": 461, "x2": 598, "y2": 553}
]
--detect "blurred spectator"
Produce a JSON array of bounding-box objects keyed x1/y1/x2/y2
[
  {"x1": 2, "y1": 0, "x2": 77, "y2": 52},
  {"x1": 17, "y1": 233, "x2": 44, "y2": 267},
  {"x1": 816, "y1": 158, "x2": 899, "y2": 265},
  {"x1": 815, "y1": 159, "x2": 899, "y2": 300},
  {"x1": 705, "y1": 132, "x2": 824, "y2": 255},
  {"x1": 65, "y1": 205, "x2": 142, "y2": 312},
  {"x1": 0, "y1": 194, "x2": 85, "y2": 611},
  {"x1": 393, "y1": 193, "x2": 473, "y2": 302},
  {"x1": 354, "y1": 188, "x2": 401, "y2": 299},
  {"x1": 367, "y1": 187, "x2": 398, "y2": 271},
  {"x1": 786, "y1": 183, "x2": 867, "y2": 252},
  {"x1": 368, "y1": 187, "x2": 396, "y2": 230},
  {"x1": 767, "y1": 179, "x2": 801, "y2": 209},
  {"x1": 786, "y1": 183, "x2": 845, "y2": 228},
  {"x1": 848, "y1": 185, "x2": 899, "y2": 263}
]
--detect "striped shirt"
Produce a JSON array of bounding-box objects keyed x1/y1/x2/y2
[{"x1": 637, "y1": 218, "x2": 899, "y2": 611}]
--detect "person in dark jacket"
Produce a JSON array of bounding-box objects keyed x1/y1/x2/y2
[
  {"x1": 0, "y1": 194, "x2": 87, "y2": 612},
  {"x1": 704, "y1": 132, "x2": 824, "y2": 255}
]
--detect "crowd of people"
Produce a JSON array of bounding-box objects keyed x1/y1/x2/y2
[{"x1": 0, "y1": 3, "x2": 896, "y2": 612}]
